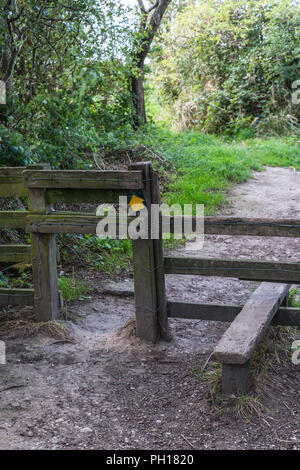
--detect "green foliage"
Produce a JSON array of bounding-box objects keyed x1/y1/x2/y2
[
  {"x1": 289, "y1": 288, "x2": 300, "y2": 308},
  {"x1": 152, "y1": 0, "x2": 300, "y2": 134},
  {"x1": 0, "y1": 271, "x2": 9, "y2": 287},
  {"x1": 59, "y1": 233, "x2": 132, "y2": 275},
  {"x1": 58, "y1": 275, "x2": 93, "y2": 302},
  {"x1": 136, "y1": 125, "x2": 300, "y2": 214},
  {"x1": 0, "y1": 267, "x2": 32, "y2": 289},
  {"x1": 0, "y1": 0, "x2": 136, "y2": 168}
]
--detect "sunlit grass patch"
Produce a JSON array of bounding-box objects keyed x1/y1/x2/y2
[
  {"x1": 58, "y1": 275, "x2": 94, "y2": 302},
  {"x1": 137, "y1": 126, "x2": 300, "y2": 214}
]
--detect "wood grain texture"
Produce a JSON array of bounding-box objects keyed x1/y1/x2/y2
[
  {"x1": 0, "y1": 244, "x2": 31, "y2": 263},
  {"x1": 29, "y1": 188, "x2": 60, "y2": 321},
  {"x1": 150, "y1": 171, "x2": 171, "y2": 341},
  {"x1": 130, "y1": 162, "x2": 159, "y2": 343},
  {"x1": 26, "y1": 213, "x2": 136, "y2": 234},
  {"x1": 222, "y1": 361, "x2": 252, "y2": 396},
  {"x1": 214, "y1": 282, "x2": 290, "y2": 364},
  {"x1": 0, "y1": 165, "x2": 50, "y2": 197},
  {"x1": 23, "y1": 170, "x2": 144, "y2": 190},
  {"x1": 165, "y1": 215, "x2": 300, "y2": 238},
  {"x1": 167, "y1": 301, "x2": 299, "y2": 326},
  {"x1": 0, "y1": 211, "x2": 28, "y2": 229},
  {"x1": 0, "y1": 288, "x2": 34, "y2": 306},
  {"x1": 164, "y1": 256, "x2": 300, "y2": 283}
]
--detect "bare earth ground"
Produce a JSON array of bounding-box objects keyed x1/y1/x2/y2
[{"x1": 0, "y1": 167, "x2": 299, "y2": 450}]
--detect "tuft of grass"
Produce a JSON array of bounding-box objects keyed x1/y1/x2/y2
[
  {"x1": 58, "y1": 275, "x2": 94, "y2": 302},
  {"x1": 0, "y1": 318, "x2": 69, "y2": 340},
  {"x1": 192, "y1": 325, "x2": 298, "y2": 419},
  {"x1": 193, "y1": 360, "x2": 265, "y2": 420},
  {"x1": 289, "y1": 288, "x2": 300, "y2": 308},
  {"x1": 235, "y1": 395, "x2": 264, "y2": 422}
]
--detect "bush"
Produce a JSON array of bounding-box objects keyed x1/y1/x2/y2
[{"x1": 152, "y1": 0, "x2": 300, "y2": 135}]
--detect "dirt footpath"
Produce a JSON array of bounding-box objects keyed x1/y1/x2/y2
[{"x1": 0, "y1": 167, "x2": 299, "y2": 450}]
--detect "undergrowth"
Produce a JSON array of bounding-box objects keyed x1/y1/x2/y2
[
  {"x1": 58, "y1": 275, "x2": 94, "y2": 302},
  {"x1": 58, "y1": 234, "x2": 132, "y2": 275}
]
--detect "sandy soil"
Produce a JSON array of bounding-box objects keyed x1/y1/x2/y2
[{"x1": 0, "y1": 167, "x2": 299, "y2": 450}]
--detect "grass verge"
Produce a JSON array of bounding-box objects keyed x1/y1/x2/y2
[{"x1": 136, "y1": 126, "x2": 300, "y2": 214}]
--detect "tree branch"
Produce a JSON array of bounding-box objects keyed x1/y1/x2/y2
[
  {"x1": 147, "y1": 0, "x2": 159, "y2": 14},
  {"x1": 135, "y1": 0, "x2": 172, "y2": 68},
  {"x1": 137, "y1": 0, "x2": 146, "y2": 13}
]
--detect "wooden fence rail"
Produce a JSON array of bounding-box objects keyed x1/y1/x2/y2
[
  {"x1": 0, "y1": 165, "x2": 50, "y2": 308},
  {"x1": 167, "y1": 215, "x2": 300, "y2": 238},
  {"x1": 164, "y1": 256, "x2": 300, "y2": 283}
]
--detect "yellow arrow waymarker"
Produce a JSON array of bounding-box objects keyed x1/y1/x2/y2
[{"x1": 129, "y1": 194, "x2": 145, "y2": 212}]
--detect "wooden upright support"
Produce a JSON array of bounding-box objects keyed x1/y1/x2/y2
[
  {"x1": 129, "y1": 162, "x2": 169, "y2": 342},
  {"x1": 29, "y1": 188, "x2": 61, "y2": 321},
  {"x1": 151, "y1": 171, "x2": 171, "y2": 341}
]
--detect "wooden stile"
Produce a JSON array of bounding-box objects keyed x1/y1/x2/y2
[
  {"x1": 0, "y1": 162, "x2": 298, "y2": 396},
  {"x1": 0, "y1": 164, "x2": 51, "y2": 310}
]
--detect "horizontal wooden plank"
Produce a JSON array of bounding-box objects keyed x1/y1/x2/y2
[
  {"x1": 0, "y1": 181, "x2": 28, "y2": 198},
  {"x1": 0, "y1": 211, "x2": 28, "y2": 229},
  {"x1": 47, "y1": 188, "x2": 128, "y2": 204},
  {"x1": 214, "y1": 283, "x2": 290, "y2": 364},
  {"x1": 26, "y1": 213, "x2": 137, "y2": 234},
  {"x1": 0, "y1": 167, "x2": 28, "y2": 176},
  {"x1": 164, "y1": 256, "x2": 300, "y2": 283},
  {"x1": 165, "y1": 215, "x2": 300, "y2": 238},
  {"x1": 23, "y1": 170, "x2": 144, "y2": 190},
  {"x1": 0, "y1": 165, "x2": 50, "y2": 197},
  {"x1": 167, "y1": 301, "x2": 240, "y2": 322},
  {"x1": 0, "y1": 245, "x2": 31, "y2": 263},
  {"x1": 0, "y1": 288, "x2": 34, "y2": 305},
  {"x1": 0, "y1": 165, "x2": 49, "y2": 177},
  {"x1": 167, "y1": 301, "x2": 300, "y2": 326}
]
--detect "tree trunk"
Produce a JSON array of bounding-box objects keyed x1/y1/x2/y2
[
  {"x1": 131, "y1": 0, "x2": 172, "y2": 128},
  {"x1": 132, "y1": 73, "x2": 147, "y2": 129}
]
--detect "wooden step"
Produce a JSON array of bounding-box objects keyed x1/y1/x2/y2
[
  {"x1": 214, "y1": 282, "x2": 290, "y2": 364},
  {"x1": 213, "y1": 282, "x2": 290, "y2": 395}
]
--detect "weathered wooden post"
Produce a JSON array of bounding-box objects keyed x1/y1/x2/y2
[
  {"x1": 129, "y1": 162, "x2": 170, "y2": 342},
  {"x1": 151, "y1": 171, "x2": 171, "y2": 341},
  {"x1": 27, "y1": 185, "x2": 61, "y2": 321}
]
